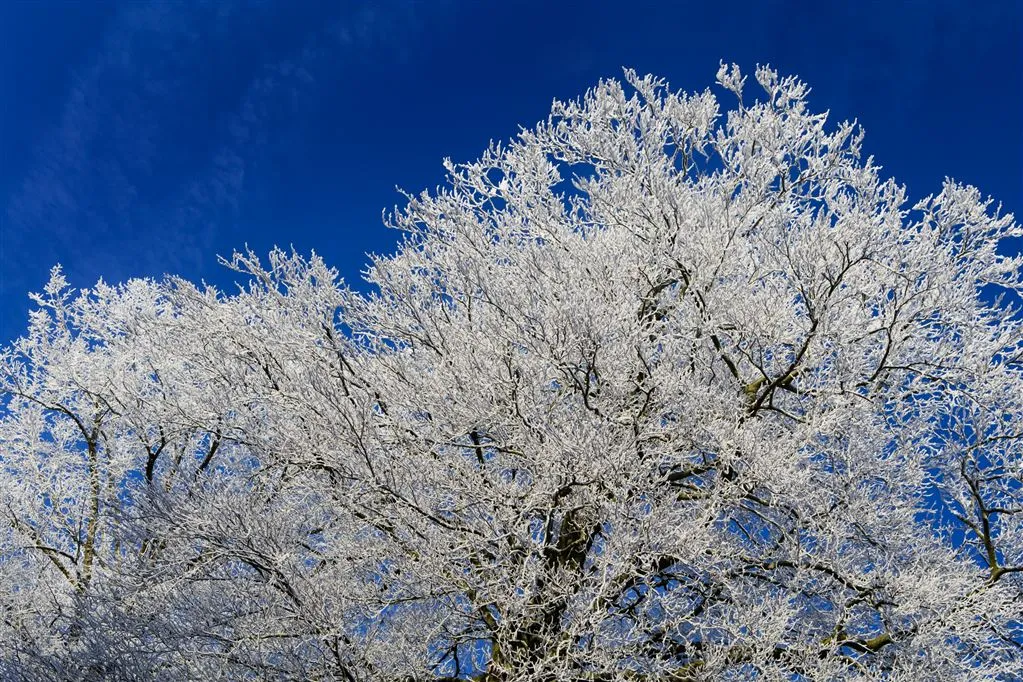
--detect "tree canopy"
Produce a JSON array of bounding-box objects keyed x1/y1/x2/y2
[{"x1": 2, "y1": 65, "x2": 1022, "y2": 681}]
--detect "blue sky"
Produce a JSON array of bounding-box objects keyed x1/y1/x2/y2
[{"x1": 1, "y1": 0, "x2": 1020, "y2": 343}]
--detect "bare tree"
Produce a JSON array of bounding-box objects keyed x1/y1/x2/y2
[{"x1": 2, "y1": 65, "x2": 1021, "y2": 681}]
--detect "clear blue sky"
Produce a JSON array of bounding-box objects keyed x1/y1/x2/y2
[{"x1": 2, "y1": 0, "x2": 1020, "y2": 343}]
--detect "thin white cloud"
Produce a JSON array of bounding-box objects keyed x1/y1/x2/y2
[{"x1": 3, "y1": 0, "x2": 441, "y2": 323}]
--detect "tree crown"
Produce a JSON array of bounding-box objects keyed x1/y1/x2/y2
[{"x1": 2, "y1": 65, "x2": 1021, "y2": 681}]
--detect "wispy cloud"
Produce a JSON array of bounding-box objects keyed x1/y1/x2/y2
[
  {"x1": 5, "y1": 3, "x2": 236, "y2": 287},
  {"x1": 2, "y1": 0, "x2": 441, "y2": 339}
]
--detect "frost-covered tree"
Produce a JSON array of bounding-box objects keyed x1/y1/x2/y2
[{"x1": 2, "y1": 65, "x2": 1022, "y2": 681}]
